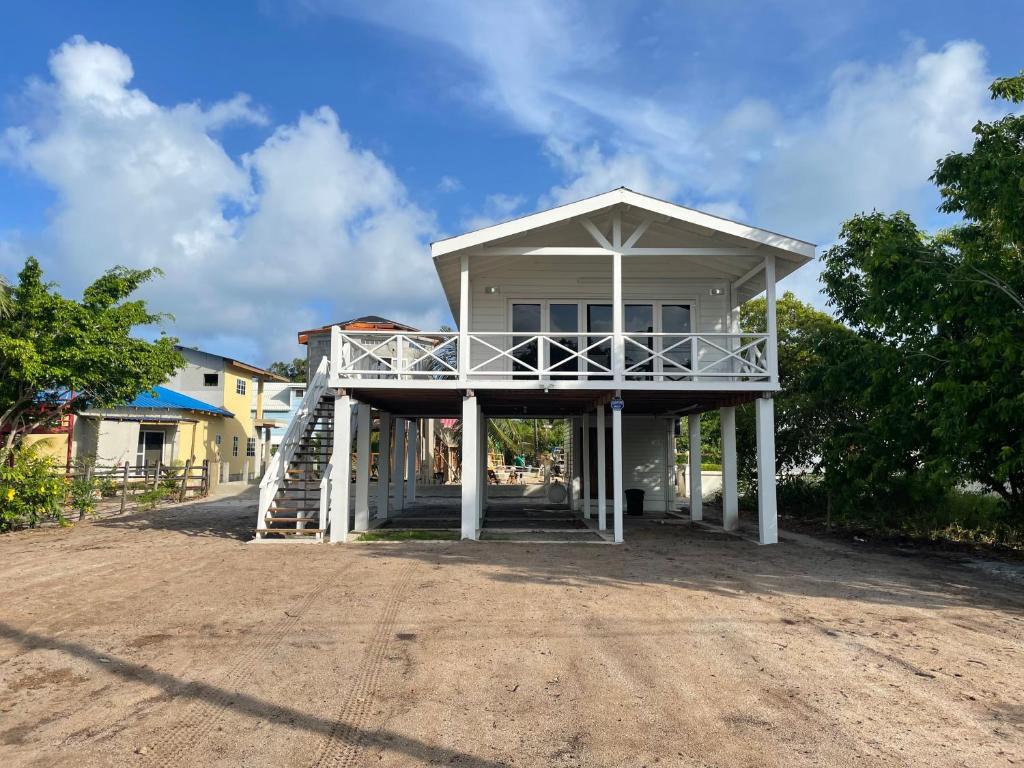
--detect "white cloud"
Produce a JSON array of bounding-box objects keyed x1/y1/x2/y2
[
  {"x1": 461, "y1": 193, "x2": 526, "y2": 231},
  {"x1": 438, "y1": 175, "x2": 462, "y2": 192},
  {"x1": 0, "y1": 36, "x2": 444, "y2": 362}
]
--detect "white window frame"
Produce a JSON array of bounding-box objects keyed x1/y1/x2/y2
[
  {"x1": 232, "y1": 436, "x2": 239, "y2": 457},
  {"x1": 505, "y1": 298, "x2": 699, "y2": 378},
  {"x1": 236, "y1": 378, "x2": 247, "y2": 395},
  {"x1": 246, "y1": 437, "x2": 256, "y2": 457}
]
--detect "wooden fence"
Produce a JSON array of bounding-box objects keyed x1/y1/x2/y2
[{"x1": 63, "y1": 460, "x2": 210, "y2": 519}]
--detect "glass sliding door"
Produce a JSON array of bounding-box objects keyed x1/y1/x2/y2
[
  {"x1": 511, "y1": 303, "x2": 541, "y2": 376},
  {"x1": 586, "y1": 304, "x2": 613, "y2": 378},
  {"x1": 548, "y1": 303, "x2": 579, "y2": 379},
  {"x1": 660, "y1": 303, "x2": 692, "y2": 379},
  {"x1": 624, "y1": 304, "x2": 654, "y2": 379}
]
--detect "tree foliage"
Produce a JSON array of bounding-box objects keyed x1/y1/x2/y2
[
  {"x1": 268, "y1": 357, "x2": 308, "y2": 382},
  {"x1": 819, "y1": 71, "x2": 1024, "y2": 513},
  {"x1": 0, "y1": 257, "x2": 183, "y2": 455}
]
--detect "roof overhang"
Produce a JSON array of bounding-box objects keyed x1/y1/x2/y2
[{"x1": 430, "y1": 187, "x2": 815, "y2": 319}]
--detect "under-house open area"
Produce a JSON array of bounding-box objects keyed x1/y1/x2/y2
[{"x1": 1, "y1": 489, "x2": 1022, "y2": 768}]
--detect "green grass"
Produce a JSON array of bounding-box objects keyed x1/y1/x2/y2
[{"x1": 357, "y1": 529, "x2": 460, "y2": 542}]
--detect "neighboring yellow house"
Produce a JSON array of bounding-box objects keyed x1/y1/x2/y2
[
  {"x1": 67, "y1": 347, "x2": 285, "y2": 484},
  {"x1": 163, "y1": 347, "x2": 287, "y2": 483}
]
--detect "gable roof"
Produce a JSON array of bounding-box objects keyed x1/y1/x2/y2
[
  {"x1": 298, "y1": 315, "x2": 421, "y2": 344},
  {"x1": 126, "y1": 386, "x2": 233, "y2": 417},
  {"x1": 431, "y1": 187, "x2": 815, "y2": 259}
]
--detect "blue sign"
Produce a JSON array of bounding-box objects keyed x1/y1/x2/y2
[{"x1": 610, "y1": 397, "x2": 624, "y2": 411}]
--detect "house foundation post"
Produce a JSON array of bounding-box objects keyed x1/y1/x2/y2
[
  {"x1": 720, "y1": 406, "x2": 739, "y2": 531},
  {"x1": 462, "y1": 394, "x2": 480, "y2": 540},
  {"x1": 756, "y1": 397, "x2": 778, "y2": 544},
  {"x1": 479, "y1": 412, "x2": 487, "y2": 524},
  {"x1": 392, "y1": 418, "x2": 406, "y2": 512},
  {"x1": 596, "y1": 405, "x2": 607, "y2": 531},
  {"x1": 377, "y1": 412, "x2": 391, "y2": 521},
  {"x1": 612, "y1": 393, "x2": 624, "y2": 543},
  {"x1": 354, "y1": 402, "x2": 372, "y2": 531},
  {"x1": 688, "y1": 413, "x2": 703, "y2": 521},
  {"x1": 406, "y1": 419, "x2": 418, "y2": 504},
  {"x1": 329, "y1": 393, "x2": 353, "y2": 543},
  {"x1": 663, "y1": 418, "x2": 675, "y2": 512},
  {"x1": 581, "y1": 413, "x2": 591, "y2": 519}
]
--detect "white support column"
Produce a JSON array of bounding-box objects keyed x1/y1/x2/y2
[
  {"x1": 478, "y1": 411, "x2": 487, "y2": 524},
  {"x1": 612, "y1": 395, "x2": 624, "y2": 543},
  {"x1": 756, "y1": 397, "x2": 778, "y2": 544},
  {"x1": 425, "y1": 419, "x2": 435, "y2": 484},
  {"x1": 462, "y1": 394, "x2": 479, "y2": 539},
  {"x1": 596, "y1": 406, "x2": 607, "y2": 531},
  {"x1": 567, "y1": 418, "x2": 577, "y2": 510},
  {"x1": 720, "y1": 406, "x2": 738, "y2": 531},
  {"x1": 663, "y1": 419, "x2": 675, "y2": 512},
  {"x1": 459, "y1": 254, "x2": 470, "y2": 382},
  {"x1": 354, "y1": 402, "x2": 371, "y2": 531},
  {"x1": 377, "y1": 412, "x2": 391, "y2": 521},
  {"x1": 329, "y1": 394, "x2": 353, "y2": 543},
  {"x1": 581, "y1": 413, "x2": 591, "y2": 519},
  {"x1": 765, "y1": 254, "x2": 778, "y2": 385},
  {"x1": 612, "y1": 214, "x2": 624, "y2": 383},
  {"x1": 392, "y1": 418, "x2": 406, "y2": 512},
  {"x1": 406, "y1": 419, "x2": 418, "y2": 504},
  {"x1": 688, "y1": 413, "x2": 703, "y2": 521}
]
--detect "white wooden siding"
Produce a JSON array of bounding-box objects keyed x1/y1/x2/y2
[{"x1": 466, "y1": 255, "x2": 730, "y2": 372}]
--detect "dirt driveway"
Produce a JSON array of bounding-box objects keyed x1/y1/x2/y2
[{"x1": 1, "y1": 490, "x2": 1022, "y2": 767}]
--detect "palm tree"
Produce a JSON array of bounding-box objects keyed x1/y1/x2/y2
[{"x1": 0, "y1": 275, "x2": 11, "y2": 318}]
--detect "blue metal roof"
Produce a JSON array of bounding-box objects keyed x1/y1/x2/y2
[{"x1": 127, "y1": 386, "x2": 233, "y2": 417}]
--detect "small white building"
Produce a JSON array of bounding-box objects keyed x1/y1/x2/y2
[{"x1": 257, "y1": 188, "x2": 813, "y2": 544}]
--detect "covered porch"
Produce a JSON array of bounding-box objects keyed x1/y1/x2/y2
[{"x1": 326, "y1": 385, "x2": 778, "y2": 546}]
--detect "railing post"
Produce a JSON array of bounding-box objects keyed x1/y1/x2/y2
[
  {"x1": 690, "y1": 335, "x2": 699, "y2": 381},
  {"x1": 765, "y1": 254, "x2": 778, "y2": 385},
  {"x1": 331, "y1": 324, "x2": 342, "y2": 383},
  {"x1": 459, "y1": 253, "x2": 470, "y2": 382},
  {"x1": 396, "y1": 335, "x2": 405, "y2": 381}
]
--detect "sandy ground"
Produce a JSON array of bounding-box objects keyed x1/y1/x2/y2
[{"x1": 1, "y1": 490, "x2": 1022, "y2": 768}]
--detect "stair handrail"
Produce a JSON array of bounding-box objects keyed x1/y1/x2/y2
[{"x1": 256, "y1": 357, "x2": 332, "y2": 530}]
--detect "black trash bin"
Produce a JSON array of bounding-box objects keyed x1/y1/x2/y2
[{"x1": 625, "y1": 488, "x2": 645, "y2": 516}]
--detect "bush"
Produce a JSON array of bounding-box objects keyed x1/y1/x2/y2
[{"x1": 0, "y1": 448, "x2": 66, "y2": 531}]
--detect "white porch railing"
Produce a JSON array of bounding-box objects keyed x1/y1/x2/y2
[
  {"x1": 329, "y1": 328, "x2": 773, "y2": 386},
  {"x1": 256, "y1": 356, "x2": 331, "y2": 535}
]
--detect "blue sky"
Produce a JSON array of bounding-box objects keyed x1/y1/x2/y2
[{"x1": 1, "y1": 1, "x2": 1021, "y2": 363}]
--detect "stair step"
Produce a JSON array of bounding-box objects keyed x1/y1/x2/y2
[
  {"x1": 269, "y1": 506, "x2": 319, "y2": 512},
  {"x1": 257, "y1": 528, "x2": 325, "y2": 535},
  {"x1": 265, "y1": 517, "x2": 321, "y2": 523}
]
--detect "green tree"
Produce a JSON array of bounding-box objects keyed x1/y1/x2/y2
[
  {"x1": 268, "y1": 357, "x2": 308, "y2": 382},
  {"x1": 0, "y1": 257, "x2": 183, "y2": 456}
]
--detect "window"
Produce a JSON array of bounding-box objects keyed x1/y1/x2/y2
[
  {"x1": 293, "y1": 388, "x2": 305, "y2": 401},
  {"x1": 236, "y1": 378, "x2": 247, "y2": 395},
  {"x1": 246, "y1": 438, "x2": 256, "y2": 457},
  {"x1": 215, "y1": 434, "x2": 222, "y2": 446},
  {"x1": 203, "y1": 373, "x2": 218, "y2": 386},
  {"x1": 232, "y1": 436, "x2": 239, "y2": 457}
]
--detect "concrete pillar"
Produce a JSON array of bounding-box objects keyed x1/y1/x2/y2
[
  {"x1": 406, "y1": 419, "x2": 418, "y2": 503},
  {"x1": 392, "y1": 418, "x2": 406, "y2": 512},
  {"x1": 581, "y1": 413, "x2": 591, "y2": 519},
  {"x1": 377, "y1": 412, "x2": 391, "y2": 521},
  {"x1": 756, "y1": 397, "x2": 778, "y2": 545},
  {"x1": 461, "y1": 395, "x2": 479, "y2": 540},
  {"x1": 354, "y1": 402, "x2": 371, "y2": 531},
  {"x1": 425, "y1": 419, "x2": 435, "y2": 484},
  {"x1": 329, "y1": 394, "x2": 353, "y2": 543},
  {"x1": 663, "y1": 418, "x2": 675, "y2": 512},
  {"x1": 720, "y1": 406, "x2": 738, "y2": 531},
  {"x1": 479, "y1": 412, "x2": 487, "y2": 524},
  {"x1": 596, "y1": 406, "x2": 607, "y2": 531},
  {"x1": 688, "y1": 413, "x2": 702, "y2": 521},
  {"x1": 612, "y1": 399, "x2": 624, "y2": 543}
]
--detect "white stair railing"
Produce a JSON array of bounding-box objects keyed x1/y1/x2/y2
[{"x1": 255, "y1": 357, "x2": 331, "y2": 538}]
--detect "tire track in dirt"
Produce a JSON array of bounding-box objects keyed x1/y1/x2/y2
[
  {"x1": 149, "y1": 575, "x2": 333, "y2": 767},
  {"x1": 310, "y1": 560, "x2": 419, "y2": 768}
]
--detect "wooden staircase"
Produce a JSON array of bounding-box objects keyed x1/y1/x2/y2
[
  {"x1": 255, "y1": 357, "x2": 336, "y2": 542},
  {"x1": 258, "y1": 394, "x2": 334, "y2": 540}
]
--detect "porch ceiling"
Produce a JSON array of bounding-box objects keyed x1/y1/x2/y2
[{"x1": 345, "y1": 386, "x2": 761, "y2": 418}]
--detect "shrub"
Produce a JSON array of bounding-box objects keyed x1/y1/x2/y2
[{"x1": 0, "y1": 448, "x2": 66, "y2": 531}]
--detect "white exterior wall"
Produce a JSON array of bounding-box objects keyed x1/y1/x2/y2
[
  {"x1": 95, "y1": 421, "x2": 142, "y2": 465},
  {"x1": 465, "y1": 255, "x2": 730, "y2": 372},
  {"x1": 165, "y1": 349, "x2": 228, "y2": 407},
  {"x1": 621, "y1": 415, "x2": 672, "y2": 511}
]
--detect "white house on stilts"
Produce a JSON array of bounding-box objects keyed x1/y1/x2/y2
[{"x1": 255, "y1": 188, "x2": 814, "y2": 544}]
